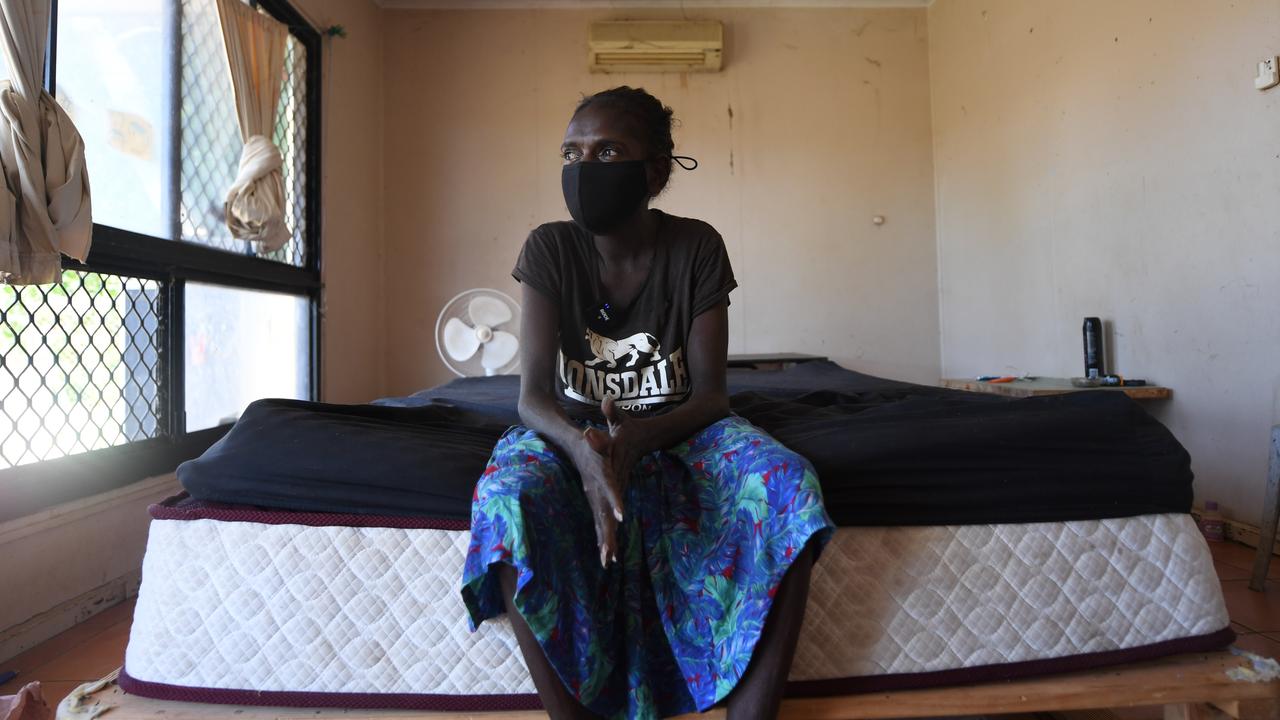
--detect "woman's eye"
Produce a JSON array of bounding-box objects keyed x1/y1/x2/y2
[
  {"x1": 561, "y1": 149, "x2": 580, "y2": 162},
  {"x1": 600, "y1": 147, "x2": 618, "y2": 158}
]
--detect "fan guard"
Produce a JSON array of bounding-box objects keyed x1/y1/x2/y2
[{"x1": 434, "y1": 288, "x2": 522, "y2": 377}]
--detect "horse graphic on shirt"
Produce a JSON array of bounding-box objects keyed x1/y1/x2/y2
[{"x1": 584, "y1": 328, "x2": 661, "y2": 369}]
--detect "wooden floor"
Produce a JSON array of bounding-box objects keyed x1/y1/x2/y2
[
  {"x1": 0, "y1": 598, "x2": 135, "y2": 705},
  {"x1": 4, "y1": 540, "x2": 1280, "y2": 715}
]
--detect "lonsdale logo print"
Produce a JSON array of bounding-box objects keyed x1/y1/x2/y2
[{"x1": 560, "y1": 329, "x2": 690, "y2": 409}]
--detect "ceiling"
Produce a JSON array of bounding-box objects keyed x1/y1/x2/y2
[{"x1": 375, "y1": 0, "x2": 930, "y2": 9}]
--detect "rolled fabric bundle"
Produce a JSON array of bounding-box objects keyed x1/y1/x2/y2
[
  {"x1": 0, "y1": 80, "x2": 92, "y2": 285},
  {"x1": 225, "y1": 133, "x2": 289, "y2": 252},
  {"x1": 43, "y1": 90, "x2": 92, "y2": 264},
  {"x1": 215, "y1": 0, "x2": 289, "y2": 255},
  {"x1": 0, "y1": 158, "x2": 16, "y2": 278}
]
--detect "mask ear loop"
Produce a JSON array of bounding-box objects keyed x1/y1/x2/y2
[{"x1": 670, "y1": 155, "x2": 699, "y2": 170}]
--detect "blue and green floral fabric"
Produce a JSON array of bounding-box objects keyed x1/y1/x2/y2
[{"x1": 461, "y1": 415, "x2": 834, "y2": 719}]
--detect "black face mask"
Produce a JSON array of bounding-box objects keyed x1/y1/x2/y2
[{"x1": 561, "y1": 160, "x2": 650, "y2": 236}]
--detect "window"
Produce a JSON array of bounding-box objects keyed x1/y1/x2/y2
[
  {"x1": 0, "y1": 273, "x2": 162, "y2": 469},
  {"x1": 0, "y1": 0, "x2": 320, "y2": 521},
  {"x1": 57, "y1": 0, "x2": 173, "y2": 239},
  {"x1": 184, "y1": 282, "x2": 310, "y2": 431},
  {"x1": 177, "y1": 0, "x2": 309, "y2": 266}
]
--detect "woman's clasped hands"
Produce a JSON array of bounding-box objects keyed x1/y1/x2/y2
[{"x1": 573, "y1": 395, "x2": 651, "y2": 568}]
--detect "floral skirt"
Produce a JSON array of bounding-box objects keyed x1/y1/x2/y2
[{"x1": 460, "y1": 415, "x2": 834, "y2": 719}]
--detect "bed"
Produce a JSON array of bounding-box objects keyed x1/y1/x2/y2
[{"x1": 118, "y1": 362, "x2": 1232, "y2": 710}]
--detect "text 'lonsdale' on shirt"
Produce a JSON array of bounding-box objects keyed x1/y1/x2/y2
[{"x1": 512, "y1": 210, "x2": 737, "y2": 413}]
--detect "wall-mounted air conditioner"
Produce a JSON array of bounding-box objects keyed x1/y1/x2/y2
[{"x1": 588, "y1": 20, "x2": 723, "y2": 74}]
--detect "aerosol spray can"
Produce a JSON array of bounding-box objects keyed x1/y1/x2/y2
[{"x1": 1082, "y1": 317, "x2": 1104, "y2": 379}]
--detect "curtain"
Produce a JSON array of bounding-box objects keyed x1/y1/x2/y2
[
  {"x1": 216, "y1": 0, "x2": 290, "y2": 253},
  {"x1": 0, "y1": 0, "x2": 92, "y2": 286}
]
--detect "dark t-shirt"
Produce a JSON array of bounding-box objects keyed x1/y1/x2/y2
[{"x1": 512, "y1": 209, "x2": 737, "y2": 413}]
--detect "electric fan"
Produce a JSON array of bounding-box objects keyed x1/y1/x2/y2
[{"x1": 435, "y1": 288, "x2": 522, "y2": 377}]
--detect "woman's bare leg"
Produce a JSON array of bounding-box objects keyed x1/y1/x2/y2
[
  {"x1": 496, "y1": 564, "x2": 600, "y2": 720},
  {"x1": 725, "y1": 541, "x2": 817, "y2": 720}
]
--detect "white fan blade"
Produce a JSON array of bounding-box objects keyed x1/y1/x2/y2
[
  {"x1": 480, "y1": 331, "x2": 519, "y2": 370},
  {"x1": 443, "y1": 317, "x2": 481, "y2": 361},
  {"x1": 469, "y1": 295, "x2": 513, "y2": 328}
]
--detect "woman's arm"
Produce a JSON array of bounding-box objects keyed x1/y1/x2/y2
[
  {"x1": 516, "y1": 282, "x2": 595, "y2": 460},
  {"x1": 601, "y1": 301, "x2": 731, "y2": 470},
  {"x1": 516, "y1": 283, "x2": 625, "y2": 566}
]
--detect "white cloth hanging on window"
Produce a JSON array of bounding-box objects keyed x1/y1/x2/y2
[
  {"x1": 216, "y1": 0, "x2": 290, "y2": 253},
  {"x1": 0, "y1": 0, "x2": 92, "y2": 286}
]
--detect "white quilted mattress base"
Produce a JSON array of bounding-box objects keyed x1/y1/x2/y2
[{"x1": 123, "y1": 512, "x2": 1229, "y2": 698}]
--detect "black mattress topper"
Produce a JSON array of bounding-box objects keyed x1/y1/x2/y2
[{"x1": 177, "y1": 362, "x2": 1193, "y2": 527}]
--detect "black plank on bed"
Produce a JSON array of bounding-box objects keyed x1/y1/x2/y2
[{"x1": 177, "y1": 361, "x2": 1192, "y2": 526}]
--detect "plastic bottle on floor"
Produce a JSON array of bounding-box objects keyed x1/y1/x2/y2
[{"x1": 1198, "y1": 501, "x2": 1225, "y2": 542}]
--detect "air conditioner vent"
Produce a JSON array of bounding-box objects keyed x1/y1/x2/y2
[{"x1": 589, "y1": 20, "x2": 723, "y2": 74}]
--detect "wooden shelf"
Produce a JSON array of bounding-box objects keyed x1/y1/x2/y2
[{"x1": 942, "y1": 377, "x2": 1172, "y2": 400}]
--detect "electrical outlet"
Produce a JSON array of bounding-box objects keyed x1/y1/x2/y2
[{"x1": 1256, "y1": 56, "x2": 1279, "y2": 90}]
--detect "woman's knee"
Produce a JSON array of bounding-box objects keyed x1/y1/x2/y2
[
  {"x1": 742, "y1": 434, "x2": 817, "y2": 490},
  {"x1": 476, "y1": 429, "x2": 577, "y2": 499}
]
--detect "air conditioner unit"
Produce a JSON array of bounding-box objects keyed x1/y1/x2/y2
[{"x1": 588, "y1": 20, "x2": 723, "y2": 74}]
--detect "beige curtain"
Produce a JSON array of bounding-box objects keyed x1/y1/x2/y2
[
  {"x1": 0, "y1": 0, "x2": 92, "y2": 286},
  {"x1": 216, "y1": 0, "x2": 290, "y2": 253}
]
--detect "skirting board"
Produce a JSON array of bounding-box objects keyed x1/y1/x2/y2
[
  {"x1": 0, "y1": 570, "x2": 141, "y2": 664},
  {"x1": 0, "y1": 473, "x2": 178, "y2": 547},
  {"x1": 0, "y1": 471, "x2": 178, "y2": 664},
  {"x1": 1191, "y1": 510, "x2": 1280, "y2": 557},
  {"x1": 1223, "y1": 519, "x2": 1280, "y2": 557}
]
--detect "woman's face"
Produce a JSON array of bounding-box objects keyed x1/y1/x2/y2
[{"x1": 561, "y1": 104, "x2": 668, "y2": 198}]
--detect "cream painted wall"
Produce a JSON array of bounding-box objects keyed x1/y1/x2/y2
[
  {"x1": 381, "y1": 7, "x2": 940, "y2": 395},
  {"x1": 299, "y1": 0, "x2": 387, "y2": 404},
  {"x1": 0, "y1": 474, "x2": 178, "y2": 662},
  {"x1": 929, "y1": 0, "x2": 1280, "y2": 520}
]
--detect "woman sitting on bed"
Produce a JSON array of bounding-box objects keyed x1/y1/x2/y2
[{"x1": 461, "y1": 86, "x2": 834, "y2": 720}]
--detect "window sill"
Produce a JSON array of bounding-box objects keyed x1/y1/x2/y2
[{"x1": 0, "y1": 426, "x2": 229, "y2": 524}]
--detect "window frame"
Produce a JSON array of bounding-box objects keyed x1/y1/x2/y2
[{"x1": 0, "y1": 0, "x2": 322, "y2": 523}]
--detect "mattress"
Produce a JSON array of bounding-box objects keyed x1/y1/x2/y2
[
  {"x1": 119, "y1": 496, "x2": 1233, "y2": 710},
  {"x1": 179, "y1": 363, "x2": 1195, "y2": 527}
]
